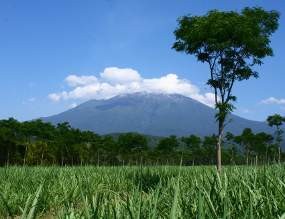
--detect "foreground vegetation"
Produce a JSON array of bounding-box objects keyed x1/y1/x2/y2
[
  {"x1": 0, "y1": 165, "x2": 285, "y2": 218},
  {"x1": 0, "y1": 118, "x2": 283, "y2": 166}
]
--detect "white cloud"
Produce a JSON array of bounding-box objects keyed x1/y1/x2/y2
[
  {"x1": 242, "y1": 109, "x2": 250, "y2": 113},
  {"x1": 65, "y1": 75, "x2": 98, "y2": 87},
  {"x1": 261, "y1": 97, "x2": 285, "y2": 105},
  {"x1": 48, "y1": 93, "x2": 61, "y2": 102},
  {"x1": 100, "y1": 67, "x2": 141, "y2": 84},
  {"x1": 239, "y1": 108, "x2": 252, "y2": 114},
  {"x1": 69, "y1": 103, "x2": 78, "y2": 108},
  {"x1": 48, "y1": 67, "x2": 216, "y2": 107}
]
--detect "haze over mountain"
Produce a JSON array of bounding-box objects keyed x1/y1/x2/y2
[{"x1": 41, "y1": 93, "x2": 274, "y2": 137}]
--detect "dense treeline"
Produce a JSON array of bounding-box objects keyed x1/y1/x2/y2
[{"x1": 0, "y1": 118, "x2": 283, "y2": 166}]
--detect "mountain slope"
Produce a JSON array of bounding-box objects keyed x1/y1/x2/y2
[{"x1": 42, "y1": 93, "x2": 273, "y2": 136}]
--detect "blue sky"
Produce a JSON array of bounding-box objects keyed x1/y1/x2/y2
[{"x1": 0, "y1": 0, "x2": 284, "y2": 121}]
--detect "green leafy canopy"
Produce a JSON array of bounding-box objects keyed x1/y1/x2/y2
[
  {"x1": 267, "y1": 114, "x2": 285, "y2": 128},
  {"x1": 173, "y1": 7, "x2": 279, "y2": 122}
]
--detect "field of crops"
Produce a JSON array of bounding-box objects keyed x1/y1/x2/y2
[{"x1": 0, "y1": 165, "x2": 285, "y2": 218}]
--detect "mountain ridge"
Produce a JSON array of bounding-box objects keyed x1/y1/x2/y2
[{"x1": 42, "y1": 92, "x2": 273, "y2": 136}]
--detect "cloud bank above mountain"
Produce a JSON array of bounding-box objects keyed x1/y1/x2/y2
[
  {"x1": 48, "y1": 67, "x2": 216, "y2": 107},
  {"x1": 261, "y1": 97, "x2": 285, "y2": 105}
]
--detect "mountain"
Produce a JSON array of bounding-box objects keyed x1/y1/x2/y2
[{"x1": 42, "y1": 93, "x2": 273, "y2": 137}]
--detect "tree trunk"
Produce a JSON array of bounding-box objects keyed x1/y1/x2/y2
[
  {"x1": 246, "y1": 150, "x2": 249, "y2": 166},
  {"x1": 278, "y1": 146, "x2": 281, "y2": 164},
  {"x1": 41, "y1": 151, "x2": 44, "y2": 165},
  {"x1": 264, "y1": 147, "x2": 268, "y2": 164},
  {"x1": 230, "y1": 148, "x2": 234, "y2": 165},
  {"x1": 216, "y1": 119, "x2": 223, "y2": 172},
  {"x1": 61, "y1": 152, "x2": 64, "y2": 166},
  {"x1": 7, "y1": 150, "x2": 10, "y2": 166},
  {"x1": 97, "y1": 151, "x2": 100, "y2": 166},
  {"x1": 23, "y1": 144, "x2": 28, "y2": 166}
]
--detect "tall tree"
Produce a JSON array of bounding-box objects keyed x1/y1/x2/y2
[
  {"x1": 118, "y1": 133, "x2": 148, "y2": 152},
  {"x1": 202, "y1": 135, "x2": 217, "y2": 165},
  {"x1": 267, "y1": 114, "x2": 285, "y2": 163},
  {"x1": 173, "y1": 7, "x2": 279, "y2": 171},
  {"x1": 156, "y1": 135, "x2": 179, "y2": 152},
  {"x1": 235, "y1": 128, "x2": 255, "y2": 165},
  {"x1": 225, "y1": 132, "x2": 239, "y2": 164},
  {"x1": 181, "y1": 135, "x2": 201, "y2": 164},
  {"x1": 252, "y1": 132, "x2": 273, "y2": 164}
]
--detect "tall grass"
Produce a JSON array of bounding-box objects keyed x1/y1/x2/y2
[{"x1": 0, "y1": 165, "x2": 285, "y2": 218}]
